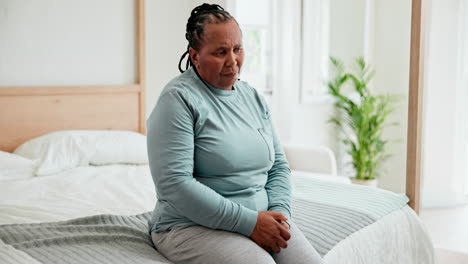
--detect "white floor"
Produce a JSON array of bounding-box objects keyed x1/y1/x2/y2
[
  {"x1": 419, "y1": 204, "x2": 468, "y2": 263},
  {"x1": 435, "y1": 248, "x2": 468, "y2": 264}
]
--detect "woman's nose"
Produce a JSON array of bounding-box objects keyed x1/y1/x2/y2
[{"x1": 225, "y1": 51, "x2": 237, "y2": 66}]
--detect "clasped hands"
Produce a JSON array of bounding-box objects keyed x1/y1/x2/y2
[{"x1": 250, "y1": 211, "x2": 291, "y2": 253}]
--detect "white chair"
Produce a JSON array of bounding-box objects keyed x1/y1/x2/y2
[{"x1": 282, "y1": 143, "x2": 351, "y2": 184}]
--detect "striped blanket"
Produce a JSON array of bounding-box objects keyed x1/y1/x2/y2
[
  {"x1": 0, "y1": 179, "x2": 409, "y2": 263},
  {"x1": 290, "y1": 178, "x2": 410, "y2": 256}
]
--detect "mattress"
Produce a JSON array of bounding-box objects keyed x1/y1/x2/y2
[{"x1": 0, "y1": 164, "x2": 436, "y2": 263}]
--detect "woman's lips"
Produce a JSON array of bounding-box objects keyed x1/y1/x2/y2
[{"x1": 222, "y1": 72, "x2": 237, "y2": 78}]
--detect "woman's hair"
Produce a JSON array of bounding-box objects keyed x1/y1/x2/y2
[{"x1": 178, "y1": 3, "x2": 237, "y2": 73}]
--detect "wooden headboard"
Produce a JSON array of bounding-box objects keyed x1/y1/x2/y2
[{"x1": 0, "y1": 0, "x2": 146, "y2": 153}]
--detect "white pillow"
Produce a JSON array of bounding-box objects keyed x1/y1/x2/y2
[
  {"x1": 89, "y1": 130, "x2": 148, "y2": 165},
  {"x1": 0, "y1": 151, "x2": 38, "y2": 181},
  {"x1": 13, "y1": 130, "x2": 148, "y2": 176},
  {"x1": 14, "y1": 131, "x2": 93, "y2": 176}
]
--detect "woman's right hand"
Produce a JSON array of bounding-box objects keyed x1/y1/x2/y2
[{"x1": 250, "y1": 211, "x2": 291, "y2": 253}]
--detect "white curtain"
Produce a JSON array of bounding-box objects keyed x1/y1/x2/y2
[
  {"x1": 269, "y1": 0, "x2": 303, "y2": 141},
  {"x1": 421, "y1": 0, "x2": 468, "y2": 208}
]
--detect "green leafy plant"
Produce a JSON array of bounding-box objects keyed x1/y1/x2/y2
[{"x1": 327, "y1": 56, "x2": 399, "y2": 180}]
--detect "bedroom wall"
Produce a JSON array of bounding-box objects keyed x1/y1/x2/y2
[
  {"x1": 367, "y1": 0, "x2": 412, "y2": 194},
  {"x1": 146, "y1": 0, "x2": 189, "y2": 116},
  {"x1": 0, "y1": 0, "x2": 136, "y2": 86},
  {"x1": 328, "y1": 0, "x2": 366, "y2": 65},
  {"x1": 1, "y1": 0, "x2": 411, "y2": 194}
]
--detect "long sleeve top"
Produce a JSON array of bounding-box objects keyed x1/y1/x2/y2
[{"x1": 146, "y1": 67, "x2": 291, "y2": 237}]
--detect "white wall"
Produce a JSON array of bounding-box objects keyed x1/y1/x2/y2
[
  {"x1": 368, "y1": 0, "x2": 412, "y2": 194},
  {"x1": 146, "y1": 0, "x2": 190, "y2": 117},
  {"x1": 329, "y1": 0, "x2": 366, "y2": 65},
  {"x1": 0, "y1": 0, "x2": 135, "y2": 86}
]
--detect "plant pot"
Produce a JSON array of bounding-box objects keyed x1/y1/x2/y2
[{"x1": 351, "y1": 178, "x2": 378, "y2": 187}]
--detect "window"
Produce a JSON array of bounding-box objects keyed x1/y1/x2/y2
[
  {"x1": 230, "y1": 0, "x2": 330, "y2": 105},
  {"x1": 230, "y1": 0, "x2": 273, "y2": 104}
]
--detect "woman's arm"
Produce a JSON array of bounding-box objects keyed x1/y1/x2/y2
[
  {"x1": 147, "y1": 89, "x2": 258, "y2": 237},
  {"x1": 264, "y1": 123, "x2": 292, "y2": 225}
]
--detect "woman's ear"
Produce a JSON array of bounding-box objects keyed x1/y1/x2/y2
[{"x1": 189, "y1": 47, "x2": 199, "y2": 69}]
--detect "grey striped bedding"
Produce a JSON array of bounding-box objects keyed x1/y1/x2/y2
[{"x1": 0, "y1": 179, "x2": 409, "y2": 263}]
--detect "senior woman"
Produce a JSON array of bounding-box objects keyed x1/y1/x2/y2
[{"x1": 147, "y1": 3, "x2": 322, "y2": 264}]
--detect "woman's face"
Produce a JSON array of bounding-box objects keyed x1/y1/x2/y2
[{"x1": 189, "y1": 20, "x2": 244, "y2": 90}]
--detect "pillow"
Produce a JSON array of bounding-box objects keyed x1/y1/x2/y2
[
  {"x1": 13, "y1": 130, "x2": 148, "y2": 176},
  {"x1": 13, "y1": 131, "x2": 94, "y2": 176},
  {"x1": 89, "y1": 130, "x2": 148, "y2": 165},
  {"x1": 0, "y1": 151, "x2": 38, "y2": 181}
]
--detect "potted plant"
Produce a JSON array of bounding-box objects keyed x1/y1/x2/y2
[{"x1": 327, "y1": 57, "x2": 399, "y2": 187}]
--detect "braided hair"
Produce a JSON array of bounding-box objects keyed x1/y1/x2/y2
[{"x1": 178, "y1": 3, "x2": 238, "y2": 73}]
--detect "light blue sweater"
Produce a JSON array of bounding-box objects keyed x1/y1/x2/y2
[{"x1": 147, "y1": 67, "x2": 291, "y2": 237}]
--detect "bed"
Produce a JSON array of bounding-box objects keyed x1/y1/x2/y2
[
  {"x1": 0, "y1": 0, "x2": 435, "y2": 259},
  {"x1": 0, "y1": 129, "x2": 436, "y2": 264}
]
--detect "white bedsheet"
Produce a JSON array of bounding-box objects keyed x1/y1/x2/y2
[{"x1": 0, "y1": 164, "x2": 156, "y2": 225}]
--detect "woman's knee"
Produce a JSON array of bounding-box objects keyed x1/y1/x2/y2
[
  {"x1": 272, "y1": 221, "x2": 323, "y2": 264},
  {"x1": 151, "y1": 226, "x2": 276, "y2": 264},
  {"x1": 194, "y1": 229, "x2": 276, "y2": 264}
]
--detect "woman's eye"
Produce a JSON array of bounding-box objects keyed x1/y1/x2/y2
[
  {"x1": 234, "y1": 47, "x2": 242, "y2": 53},
  {"x1": 216, "y1": 51, "x2": 226, "y2": 56}
]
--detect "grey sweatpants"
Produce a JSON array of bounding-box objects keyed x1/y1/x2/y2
[{"x1": 151, "y1": 221, "x2": 323, "y2": 264}]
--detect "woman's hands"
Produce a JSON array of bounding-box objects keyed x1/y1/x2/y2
[
  {"x1": 250, "y1": 211, "x2": 291, "y2": 253},
  {"x1": 279, "y1": 220, "x2": 290, "y2": 231}
]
